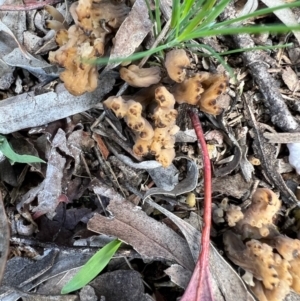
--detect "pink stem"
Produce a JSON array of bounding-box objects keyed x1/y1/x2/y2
[{"x1": 181, "y1": 111, "x2": 213, "y2": 301}]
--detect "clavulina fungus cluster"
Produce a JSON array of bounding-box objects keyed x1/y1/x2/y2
[
  {"x1": 223, "y1": 188, "x2": 300, "y2": 301},
  {"x1": 104, "y1": 49, "x2": 228, "y2": 167},
  {"x1": 48, "y1": 4, "x2": 228, "y2": 166}
]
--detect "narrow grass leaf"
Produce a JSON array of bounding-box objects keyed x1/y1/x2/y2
[
  {"x1": 181, "y1": 0, "x2": 196, "y2": 20},
  {"x1": 179, "y1": 0, "x2": 217, "y2": 39},
  {"x1": 61, "y1": 239, "x2": 122, "y2": 294},
  {"x1": 185, "y1": 43, "x2": 235, "y2": 79},
  {"x1": 0, "y1": 135, "x2": 45, "y2": 164},
  {"x1": 216, "y1": 1, "x2": 300, "y2": 28},
  {"x1": 219, "y1": 43, "x2": 294, "y2": 55},
  {"x1": 183, "y1": 24, "x2": 300, "y2": 41},
  {"x1": 154, "y1": 0, "x2": 161, "y2": 35},
  {"x1": 199, "y1": 0, "x2": 232, "y2": 30},
  {"x1": 170, "y1": 0, "x2": 180, "y2": 29}
]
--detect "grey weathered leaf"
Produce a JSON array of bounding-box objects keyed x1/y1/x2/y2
[
  {"x1": 35, "y1": 148, "x2": 66, "y2": 219},
  {"x1": 143, "y1": 157, "x2": 198, "y2": 201},
  {"x1": 261, "y1": 0, "x2": 300, "y2": 45},
  {"x1": 147, "y1": 164, "x2": 179, "y2": 191},
  {"x1": 0, "y1": 75, "x2": 115, "y2": 134},
  {"x1": 3, "y1": 48, "x2": 59, "y2": 81},
  {"x1": 104, "y1": 0, "x2": 152, "y2": 70}
]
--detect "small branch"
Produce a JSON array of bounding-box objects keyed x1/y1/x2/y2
[{"x1": 181, "y1": 111, "x2": 213, "y2": 301}]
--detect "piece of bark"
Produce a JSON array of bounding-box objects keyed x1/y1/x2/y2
[{"x1": 264, "y1": 132, "x2": 300, "y2": 144}]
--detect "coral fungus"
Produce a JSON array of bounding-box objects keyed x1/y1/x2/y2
[
  {"x1": 103, "y1": 86, "x2": 179, "y2": 167},
  {"x1": 120, "y1": 65, "x2": 161, "y2": 87},
  {"x1": 224, "y1": 188, "x2": 300, "y2": 301},
  {"x1": 49, "y1": 0, "x2": 130, "y2": 95}
]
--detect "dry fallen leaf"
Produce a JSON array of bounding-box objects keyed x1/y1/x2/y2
[
  {"x1": 261, "y1": 0, "x2": 300, "y2": 45},
  {"x1": 104, "y1": 0, "x2": 152, "y2": 71},
  {"x1": 0, "y1": 75, "x2": 115, "y2": 134},
  {"x1": 282, "y1": 67, "x2": 299, "y2": 91},
  {"x1": 87, "y1": 194, "x2": 195, "y2": 271},
  {"x1": 146, "y1": 201, "x2": 256, "y2": 301}
]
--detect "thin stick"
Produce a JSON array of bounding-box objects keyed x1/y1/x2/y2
[{"x1": 181, "y1": 111, "x2": 213, "y2": 301}]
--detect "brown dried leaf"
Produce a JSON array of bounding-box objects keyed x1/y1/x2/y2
[
  {"x1": 212, "y1": 173, "x2": 253, "y2": 199},
  {"x1": 93, "y1": 133, "x2": 110, "y2": 160},
  {"x1": 104, "y1": 0, "x2": 152, "y2": 71},
  {"x1": 282, "y1": 67, "x2": 299, "y2": 91},
  {"x1": 87, "y1": 196, "x2": 194, "y2": 271},
  {"x1": 146, "y1": 201, "x2": 256, "y2": 301}
]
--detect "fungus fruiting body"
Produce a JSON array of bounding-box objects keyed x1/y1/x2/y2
[
  {"x1": 165, "y1": 49, "x2": 190, "y2": 83},
  {"x1": 224, "y1": 188, "x2": 300, "y2": 301},
  {"x1": 103, "y1": 86, "x2": 179, "y2": 167},
  {"x1": 120, "y1": 65, "x2": 161, "y2": 87}
]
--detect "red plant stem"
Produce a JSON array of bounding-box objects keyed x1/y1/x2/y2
[
  {"x1": 0, "y1": 0, "x2": 62, "y2": 11},
  {"x1": 181, "y1": 111, "x2": 213, "y2": 301}
]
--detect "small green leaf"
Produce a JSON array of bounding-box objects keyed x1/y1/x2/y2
[
  {"x1": 0, "y1": 135, "x2": 45, "y2": 164},
  {"x1": 61, "y1": 239, "x2": 122, "y2": 294}
]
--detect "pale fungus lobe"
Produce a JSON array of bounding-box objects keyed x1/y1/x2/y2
[
  {"x1": 225, "y1": 204, "x2": 244, "y2": 227},
  {"x1": 172, "y1": 73, "x2": 205, "y2": 105},
  {"x1": 236, "y1": 188, "x2": 281, "y2": 238},
  {"x1": 49, "y1": 25, "x2": 98, "y2": 96},
  {"x1": 198, "y1": 72, "x2": 228, "y2": 115},
  {"x1": 152, "y1": 86, "x2": 178, "y2": 128},
  {"x1": 172, "y1": 71, "x2": 228, "y2": 115},
  {"x1": 273, "y1": 235, "x2": 300, "y2": 293},
  {"x1": 119, "y1": 65, "x2": 161, "y2": 87},
  {"x1": 224, "y1": 231, "x2": 280, "y2": 290},
  {"x1": 165, "y1": 49, "x2": 190, "y2": 83}
]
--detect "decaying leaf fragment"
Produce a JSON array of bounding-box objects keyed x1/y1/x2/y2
[{"x1": 87, "y1": 186, "x2": 194, "y2": 271}]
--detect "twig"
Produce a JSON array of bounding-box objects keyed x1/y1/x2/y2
[
  {"x1": 0, "y1": 0, "x2": 62, "y2": 11},
  {"x1": 181, "y1": 111, "x2": 213, "y2": 301}
]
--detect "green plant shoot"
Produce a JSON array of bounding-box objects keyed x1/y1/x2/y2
[
  {"x1": 61, "y1": 239, "x2": 122, "y2": 294},
  {"x1": 92, "y1": 0, "x2": 300, "y2": 71},
  {"x1": 0, "y1": 135, "x2": 45, "y2": 164}
]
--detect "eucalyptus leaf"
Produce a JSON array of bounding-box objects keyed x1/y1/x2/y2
[
  {"x1": 0, "y1": 135, "x2": 45, "y2": 164},
  {"x1": 61, "y1": 239, "x2": 122, "y2": 294}
]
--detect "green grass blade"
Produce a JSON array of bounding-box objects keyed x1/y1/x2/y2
[
  {"x1": 61, "y1": 239, "x2": 122, "y2": 294},
  {"x1": 92, "y1": 42, "x2": 173, "y2": 65},
  {"x1": 0, "y1": 135, "x2": 45, "y2": 164},
  {"x1": 181, "y1": 0, "x2": 196, "y2": 20},
  {"x1": 185, "y1": 43, "x2": 235, "y2": 79},
  {"x1": 182, "y1": 24, "x2": 300, "y2": 41},
  {"x1": 171, "y1": 0, "x2": 180, "y2": 29},
  {"x1": 178, "y1": 0, "x2": 217, "y2": 39},
  {"x1": 154, "y1": 0, "x2": 161, "y2": 35},
  {"x1": 199, "y1": 0, "x2": 232, "y2": 30},
  {"x1": 216, "y1": 1, "x2": 300, "y2": 28},
  {"x1": 219, "y1": 43, "x2": 294, "y2": 55}
]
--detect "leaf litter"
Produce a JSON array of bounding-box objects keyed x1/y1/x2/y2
[{"x1": 1, "y1": 0, "x2": 300, "y2": 301}]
